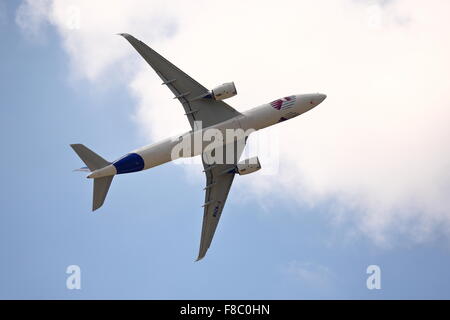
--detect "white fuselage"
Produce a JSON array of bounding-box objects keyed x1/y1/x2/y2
[{"x1": 88, "y1": 93, "x2": 326, "y2": 178}]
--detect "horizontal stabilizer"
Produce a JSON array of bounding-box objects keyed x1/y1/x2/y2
[{"x1": 70, "y1": 144, "x2": 109, "y2": 171}]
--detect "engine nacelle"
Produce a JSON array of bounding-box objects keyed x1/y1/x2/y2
[
  {"x1": 211, "y1": 82, "x2": 237, "y2": 100},
  {"x1": 236, "y1": 157, "x2": 261, "y2": 175}
]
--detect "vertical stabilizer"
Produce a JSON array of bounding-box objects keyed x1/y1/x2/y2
[{"x1": 93, "y1": 176, "x2": 114, "y2": 211}]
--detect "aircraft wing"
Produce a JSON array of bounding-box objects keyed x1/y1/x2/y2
[
  {"x1": 197, "y1": 139, "x2": 246, "y2": 261},
  {"x1": 198, "y1": 163, "x2": 235, "y2": 261},
  {"x1": 119, "y1": 33, "x2": 241, "y2": 129}
]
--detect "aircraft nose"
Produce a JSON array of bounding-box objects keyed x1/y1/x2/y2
[{"x1": 317, "y1": 93, "x2": 327, "y2": 104}]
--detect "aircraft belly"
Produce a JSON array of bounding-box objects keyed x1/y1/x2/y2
[
  {"x1": 135, "y1": 139, "x2": 177, "y2": 170},
  {"x1": 241, "y1": 104, "x2": 279, "y2": 131}
]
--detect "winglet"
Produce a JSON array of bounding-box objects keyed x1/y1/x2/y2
[
  {"x1": 116, "y1": 33, "x2": 131, "y2": 39},
  {"x1": 196, "y1": 245, "x2": 208, "y2": 262}
]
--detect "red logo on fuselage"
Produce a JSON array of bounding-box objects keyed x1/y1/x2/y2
[{"x1": 270, "y1": 96, "x2": 295, "y2": 110}]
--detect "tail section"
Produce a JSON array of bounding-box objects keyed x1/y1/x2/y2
[{"x1": 70, "y1": 144, "x2": 115, "y2": 211}]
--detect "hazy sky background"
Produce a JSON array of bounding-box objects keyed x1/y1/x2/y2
[{"x1": 1, "y1": 0, "x2": 450, "y2": 299}]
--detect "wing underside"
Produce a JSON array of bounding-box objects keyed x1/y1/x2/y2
[
  {"x1": 197, "y1": 139, "x2": 246, "y2": 260},
  {"x1": 198, "y1": 166, "x2": 235, "y2": 261},
  {"x1": 119, "y1": 33, "x2": 241, "y2": 129}
]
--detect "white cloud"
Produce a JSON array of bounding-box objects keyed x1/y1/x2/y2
[
  {"x1": 15, "y1": 0, "x2": 50, "y2": 41},
  {"x1": 16, "y1": 0, "x2": 450, "y2": 246}
]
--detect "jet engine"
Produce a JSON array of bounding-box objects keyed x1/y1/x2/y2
[
  {"x1": 211, "y1": 82, "x2": 237, "y2": 100},
  {"x1": 236, "y1": 157, "x2": 261, "y2": 175}
]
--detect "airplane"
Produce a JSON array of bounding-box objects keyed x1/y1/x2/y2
[{"x1": 71, "y1": 33, "x2": 327, "y2": 261}]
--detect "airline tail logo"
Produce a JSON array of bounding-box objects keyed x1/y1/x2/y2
[{"x1": 270, "y1": 95, "x2": 296, "y2": 110}]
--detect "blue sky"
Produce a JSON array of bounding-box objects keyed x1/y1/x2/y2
[{"x1": 1, "y1": 1, "x2": 450, "y2": 299}]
